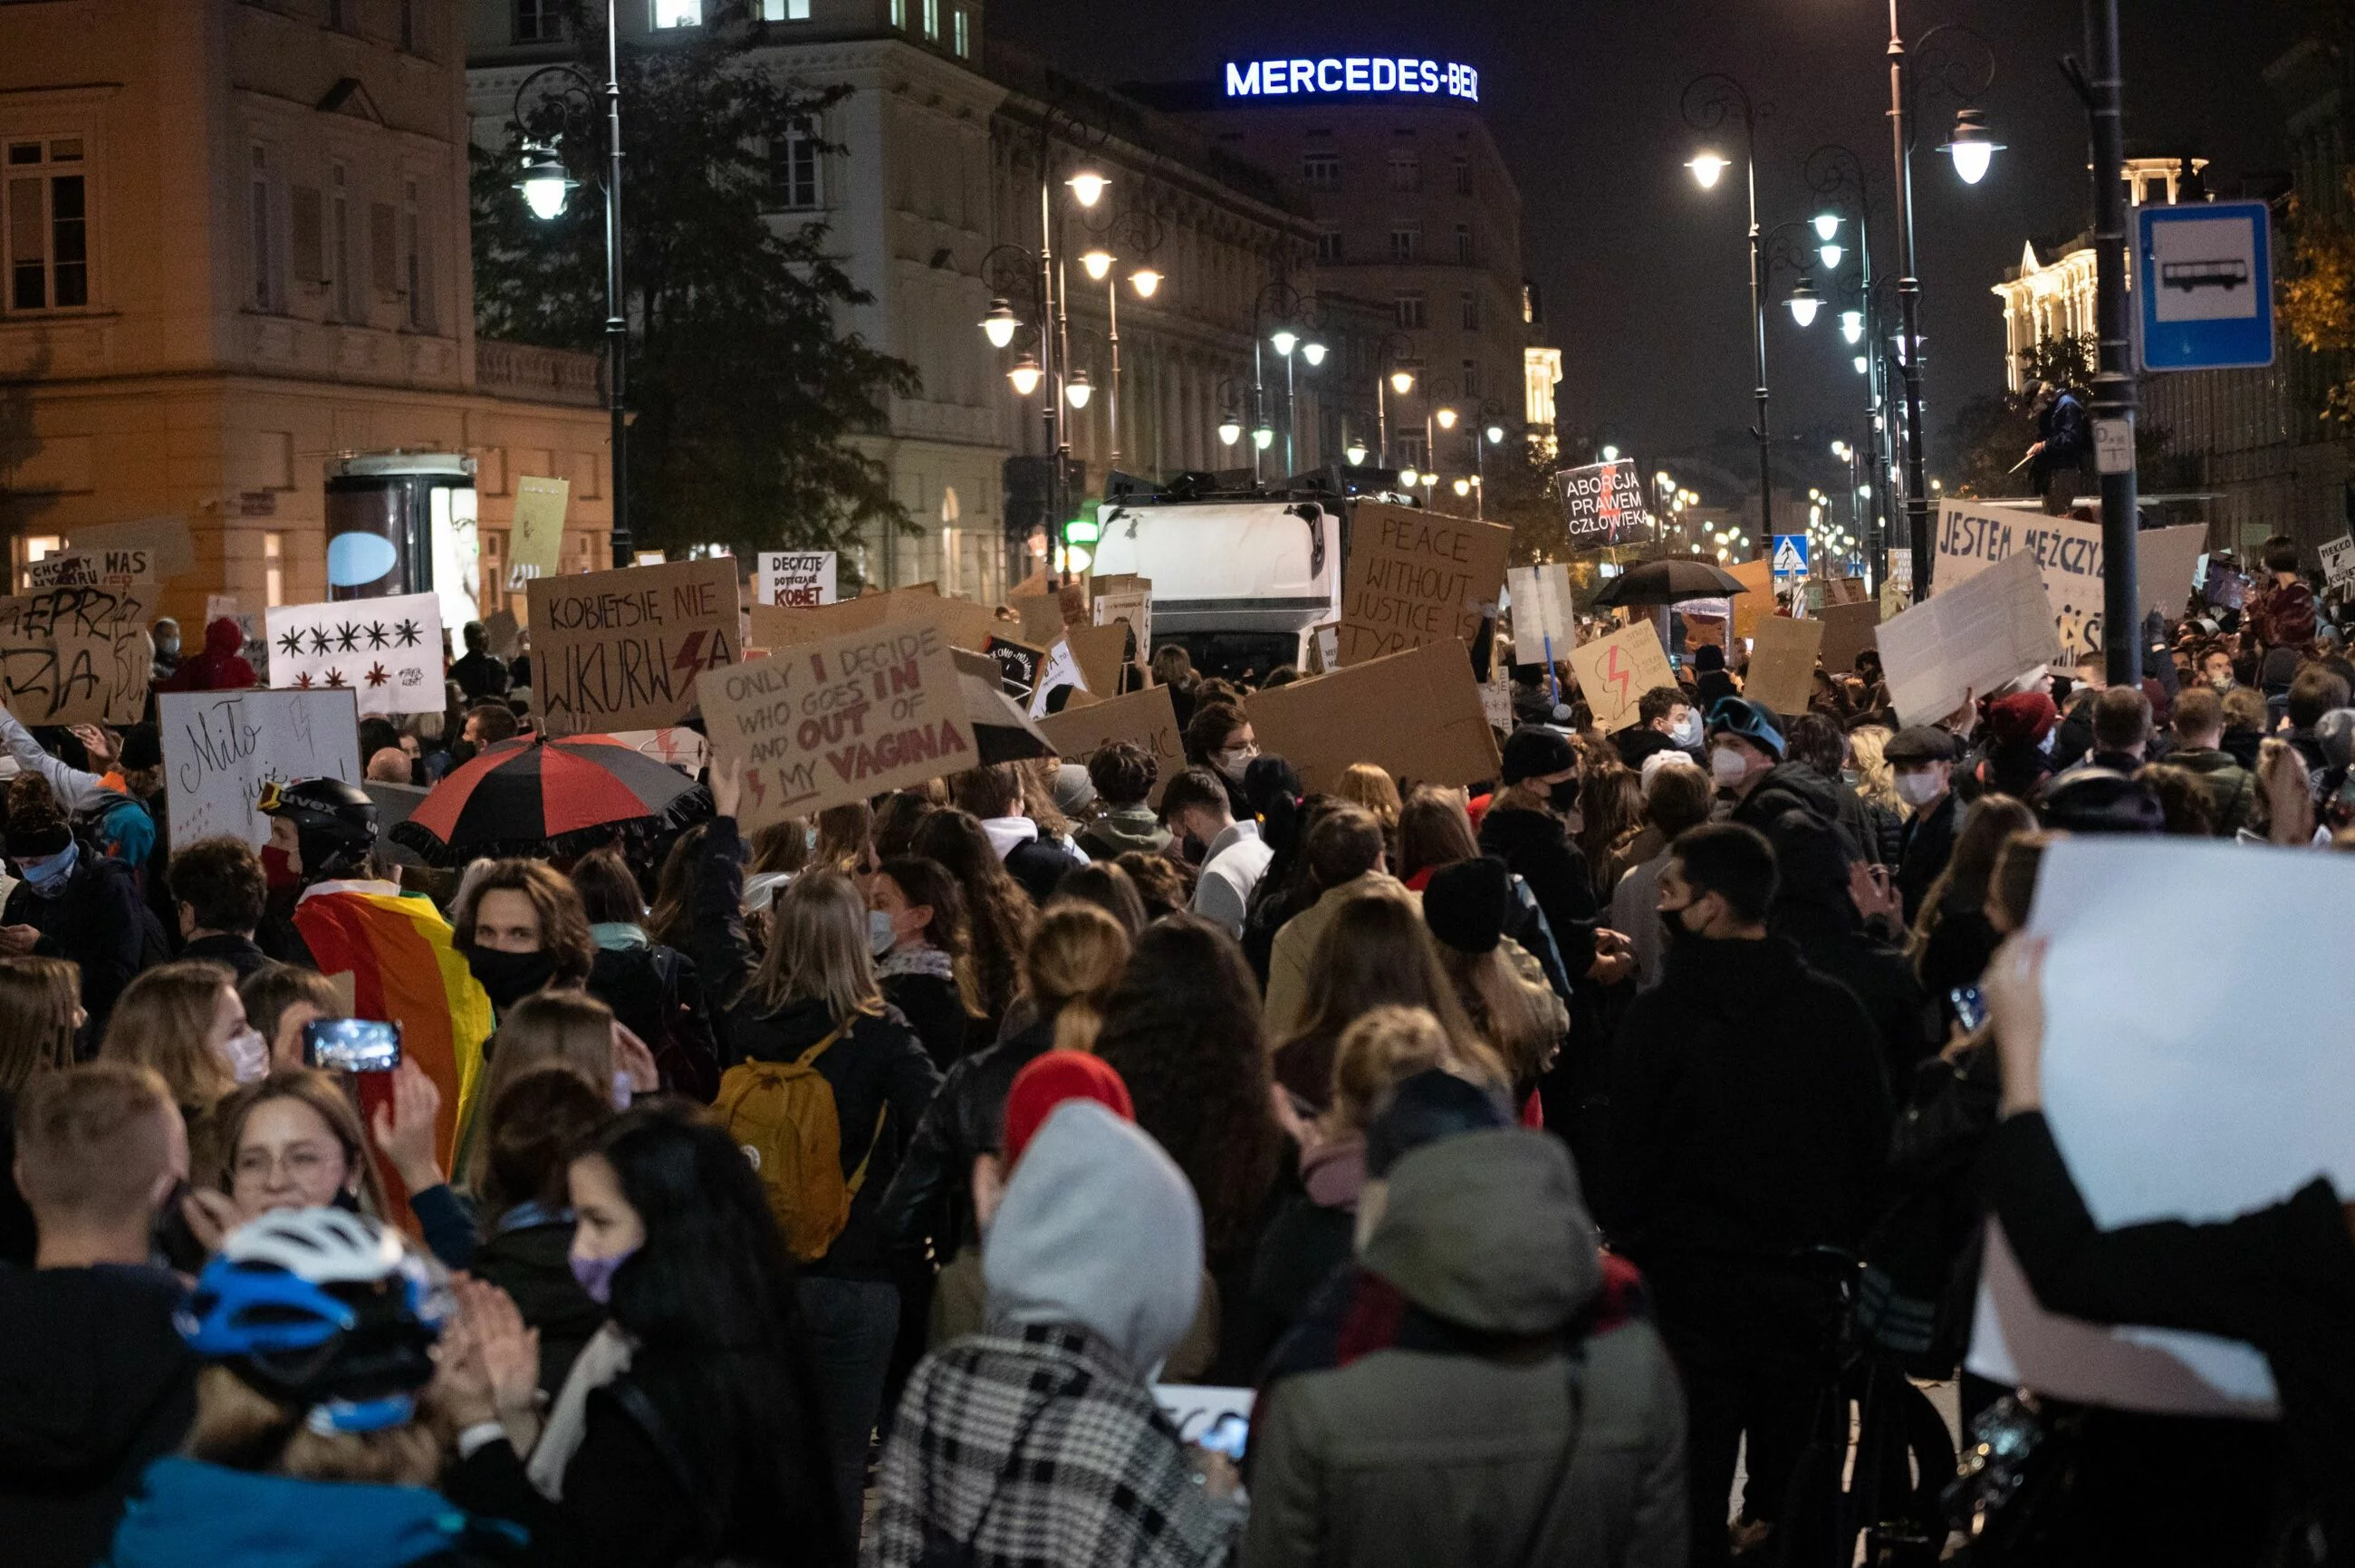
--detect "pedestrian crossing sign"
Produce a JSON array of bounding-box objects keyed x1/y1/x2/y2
[{"x1": 1772, "y1": 534, "x2": 1809, "y2": 578}]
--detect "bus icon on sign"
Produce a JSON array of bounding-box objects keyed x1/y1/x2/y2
[{"x1": 2159, "y1": 258, "x2": 2251, "y2": 293}]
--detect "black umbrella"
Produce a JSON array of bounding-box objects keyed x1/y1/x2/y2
[{"x1": 1589, "y1": 558, "x2": 1750, "y2": 609}]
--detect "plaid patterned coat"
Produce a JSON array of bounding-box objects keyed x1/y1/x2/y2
[{"x1": 866, "y1": 1323, "x2": 1239, "y2": 1568}]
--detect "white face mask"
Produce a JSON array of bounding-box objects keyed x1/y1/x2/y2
[
  {"x1": 224, "y1": 1026, "x2": 269, "y2": 1084},
  {"x1": 1893, "y1": 770, "x2": 1946, "y2": 808},
  {"x1": 1669, "y1": 713, "x2": 1703, "y2": 749},
  {"x1": 868, "y1": 909, "x2": 899, "y2": 957},
  {"x1": 1214, "y1": 746, "x2": 1257, "y2": 784},
  {"x1": 1709, "y1": 746, "x2": 1751, "y2": 786}
]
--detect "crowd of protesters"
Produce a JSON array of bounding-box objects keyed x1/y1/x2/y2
[{"x1": 2, "y1": 530, "x2": 2353, "y2": 1568}]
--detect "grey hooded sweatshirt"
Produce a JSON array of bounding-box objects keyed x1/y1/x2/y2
[{"x1": 1243, "y1": 1129, "x2": 1689, "y2": 1568}]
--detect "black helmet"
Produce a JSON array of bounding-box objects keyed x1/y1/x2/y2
[
  {"x1": 2040, "y1": 769, "x2": 2165, "y2": 836},
  {"x1": 260, "y1": 777, "x2": 379, "y2": 880}
]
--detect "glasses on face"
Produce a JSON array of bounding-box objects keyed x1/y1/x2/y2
[{"x1": 235, "y1": 1142, "x2": 340, "y2": 1187}]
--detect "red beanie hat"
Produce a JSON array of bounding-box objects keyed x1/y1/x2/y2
[
  {"x1": 1002, "y1": 1050, "x2": 1134, "y2": 1166},
  {"x1": 1985, "y1": 689, "x2": 2059, "y2": 747}
]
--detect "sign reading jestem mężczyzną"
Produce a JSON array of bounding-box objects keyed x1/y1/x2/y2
[{"x1": 1223, "y1": 55, "x2": 1477, "y2": 101}]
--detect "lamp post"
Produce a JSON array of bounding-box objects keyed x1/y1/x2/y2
[
  {"x1": 1249, "y1": 281, "x2": 1316, "y2": 481},
  {"x1": 2065, "y1": 1, "x2": 2137, "y2": 685},
  {"x1": 1682, "y1": 73, "x2": 1777, "y2": 549},
  {"x1": 1074, "y1": 206, "x2": 1168, "y2": 475},
  {"x1": 508, "y1": 13, "x2": 630, "y2": 566},
  {"x1": 1806, "y1": 143, "x2": 1896, "y2": 588},
  {"x1": 1373, "y1": 331, "x2": 1416, "y2": 467},
  {"x1": 1885, "y1": 14, "x2": 2001, "y2": 596}
]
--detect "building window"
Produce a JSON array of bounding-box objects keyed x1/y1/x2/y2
[
  {"x1": 1397, "y1": 431, "x2": 1427, "y2": 468},
  {"x1": 651, "y1": 0, "x2": 702, "y2": 28},
  {"x1": 1456, "y1": 223, "x2": 1473, "y2": 264},
  {"x1": 770, "y1": 132, "x2": 822, "y2": 211},
  {"x1": 1395, "y1": 292, "x2": 1425, "y2": 329},
  {"x1": 1316, "y1": 226, "x2": 1342, "y2": 264},
  {"x1": 1389, "y1": 225, "x2": 1418, "y2": 263},
  {"x1": 952, "y1": 6, "x2": 967, "y2": 54},
  {"x1": 1388, "y1": 151, "x2": 1419, "y2": 192},
  {"x1": 1302, "y1": 151, "x2": 1341, "y2": 191},
  {"x1": 514, "y1": 0, "x2": 565, "y2": 41},
  {"x1": 329, "y1": 162, "x2": 356, "y2": 322},
  {"x1": 889, "y1": 0, "x2": 904, "y2": 26},
  {"x1": 250, "y1": 145, "x2": 278, "y2": 313},
  {"x1": 1454, "y1": 156, "x2": 1472, "y2": 196},
  {"x1": 922, "y1": 0, "x2": 937, "y2": 37},
  {"x1": 1461, "y1": 359, "x2": 1481, "y2": 398},
  {"x1": 403, "y1": 178, "x2": 431, "y2": 331},
  {"x1": 758, "y1": 0, "x2": 812, "y2": 14},
  {"x1": 5, "y1": 139, "x2": 89, "y2": 313},
  {"x1": 1459, "y1": 290, "x2": 1478, "y2": 331}
]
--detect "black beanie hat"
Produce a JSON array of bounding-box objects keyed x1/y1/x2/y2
[
  {"x1": 1422, "y1": 855, "x2": 1512, "y2": 955},
  {"x1": 1499, "y1": 726, "x2": 1576, "y2": 784},
  {"x1": 1367, "y1": 1068, "x2": 1512, "y2": 1177}
]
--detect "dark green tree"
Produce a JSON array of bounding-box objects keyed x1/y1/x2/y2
[
  {"x1": 1937, "y1": 332, "x2": 2184, "y2": 497},
  {"x1": 472, "y1": 9, "x2": 918, "y2": 564}
]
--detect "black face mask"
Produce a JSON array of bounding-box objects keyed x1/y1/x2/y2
[
  {"x1": 1548, "y1": 777, "x2": 1581, "y2": 814},
  {"x1": 466, "y1": 945, "x2": 559, "y2": 1011},
  {"x1": 448, "y1": 740, "x2": 478, "y2": 767}
]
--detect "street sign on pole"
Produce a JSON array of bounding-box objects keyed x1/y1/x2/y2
[
  {"x1": 2135, "y1": 200, "x2": 2274, "y2": 373},
  {"x1": 1772, "y1": 534, "x2": 1810, "y2": 579}
]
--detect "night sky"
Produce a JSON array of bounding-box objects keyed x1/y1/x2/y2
[{"x1": 987, "y1": 0, "x2": 2305, "y2": 496}]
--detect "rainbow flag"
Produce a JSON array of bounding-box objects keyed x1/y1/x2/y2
[{"x1": 293, "y1": 881, "x2": 494, "y2": 1212}]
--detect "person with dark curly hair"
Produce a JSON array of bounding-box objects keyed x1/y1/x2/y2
[
  {"x1": 908, "y1": 810, "x2": 1036, "y2": 1044},
  {"x1": 1074, "y1": 741, "x2": 1170, "y2": 861},
  {"x1": 1092, "y1": 915, "x2": 1290, "y2": 1383}
]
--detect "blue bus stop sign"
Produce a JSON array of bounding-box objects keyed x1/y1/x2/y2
[{"x1": 2136, "y1": 200, "x2": 2273, "y2": 372}]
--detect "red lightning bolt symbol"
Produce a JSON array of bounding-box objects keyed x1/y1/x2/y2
[
  {"x1": 672, "y1": 630, "x2": 708, "y2": 678},
  {"x1": 1603, "y1": 644, "x2": 1633, "y2": 707}
]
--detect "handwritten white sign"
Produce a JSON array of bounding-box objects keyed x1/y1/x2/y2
[
  {"x1": 264, "y1": 592, "x2": 444, "y2": 716},
  {"x1": 159, "y1": 689, "x2": 362, "y2": 851},
  {"x1": 757, "y1": 552, "x2": 838, "y2": 609}
]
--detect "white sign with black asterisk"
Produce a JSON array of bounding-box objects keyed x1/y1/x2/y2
[{"x1": 263, "y1": 592, "x2": 445, "y2": 716}]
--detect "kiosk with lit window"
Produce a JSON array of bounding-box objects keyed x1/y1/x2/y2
[{"x1": 323, "y1": 451, "x2": 481, "y2": 636}]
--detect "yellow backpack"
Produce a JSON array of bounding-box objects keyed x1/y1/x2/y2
[{"x1": 713, "y1": 1024, "x2": 889, "y2": 1262}]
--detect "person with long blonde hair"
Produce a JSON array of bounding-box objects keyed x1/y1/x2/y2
[
  {"x1": 1847, "y1": 724, "x2": 1905, "y2": 816},
  {"x1": 0, "y1": 954, "x2": 82, "y2": 1264},
  {"x1": 99, "y1": 960, "x2": 261, "y2": 1128},
  {"x1": 698, "y1": 760, "x2": 942, "y2": 1521}
]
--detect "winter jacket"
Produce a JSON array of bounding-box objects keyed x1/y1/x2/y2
[
  {"x1": 1858, "y1": 1041, "x2": 2000, "y2": 1377},
  {"x1": 2248, "y1": 576, "x2": 2321, "y2": 654},
  {"x1": 2170, "y1": 745, "x2": 2257, "y2": 835},
  {"x1": 1604, "y1": 932, "x2": 1890, "y2": 1267},
  {"x1": 1727, "y1": 761, "x2": 1850, "y2": 849},
  {"x1": 471, "y1": 1207, "x2": 604, "y2": 1399},
  {"x1": 686, "y1": 816, "x2": 941, "y2": 1279},
  {"x1": 5, "y1": 849, "x2": 148, "y2": 1044},
  {"x1": 1243, "y1": 1130, "x2": 1687, "y2": 1568},
  {"x1": 1476, "y1": 804, "x2": 1600, "y2": 985},
  {"x1": 151, "y1": 618, "x2": 255, "y2": 694},
  {"x1": 107, "y1": 1457, "x2": 493, "y2": 1568},
  {"x1": 1985, "y1": 1111, "x2": 2355, "y2": 1564},
  {"x1": 1768, "y1": 894, "x2": 1933, "y2": 1088},
  {"x1": 1247, "y1": 1138, "x2": 1365, "y2": 1342},
  {"x1": 1893, "y1": 790, "x2": 1959, "y2": 926},
  {"x1": 0, "y1": 1264, "x2": 197, "y2": 1568},
  {"x1": 878, "y1": 946, "x2": 969, "y2": 1070},
  {"x1": 1916, "y1": 905, "x2": 2001, "y2": 1031},
  {"x1": 1264, "y1": 871, "x2": 1415, "y2": 1044},
  {"x1": 177, "y1": 930, "x2": 272, "y2": 982},
  {"x1": 876, "y1": 1011, "x2": 1058, "y2": 1270},
  {"x1": 585, "y1": 941, "x2": 718, "y2": 1101},
  {"x1": 1076, "y1": 805, "x2": 1171, "y2": 861}
]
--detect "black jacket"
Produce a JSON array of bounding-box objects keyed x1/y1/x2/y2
[
  {"x1": 5, "y1": 854, "x2": 147, "y2": 1044},
  {"x1": 1894, "y1": 790, "x2": 1960, "y2": 925},
  {"x1": 1985, "y1": 1111, "x2": 2355, "y2": 1563},
  {"x1": 1728, "y1": 760, "x2": 1850, "y2": 845},
  {"x1": 880, "y1": 967, "x2": 967, "y2": 1071},
  {"x1": 586, "y1": 943, "x2": 719, "y2": 1100},
  {"x1": 471, "y1": 1216, "x2": 605, "y2": 1399},
  {"x1": 178, "y1": 931, "x2": 272, "y2": 982},
  {"x1": 1611, "y1": 726, "x2": 1683, "y2": 771},
  {"x1": 687, "y1": 817, "x2": 941, "y2": 1280},
  {"x1": 0, "y1": 1263, "x2": 197, "y2": 1568},
  {"x1": 1475, "y1": 803, "x2": 1600, "y2": 981},
  {"x1": 1916, "y1": 905, "x2": 2001, "y2": 1030},
  {"x1": 1769, "y1": 895, "x2": 1933, "y2": 1087},
  {"x1": 875, "y1": 1012, "x2": 1056, "y2": 1267},
  {"x1": 1604, "y1": 933, "x2": 1890, "y2": 1267},
  {"x1": 1001, "y1": 835, "x2": 1077, "y2": 905}
]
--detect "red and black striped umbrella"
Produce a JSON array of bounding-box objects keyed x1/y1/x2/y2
[{"x1": 389, "y1": 735, "x2": 707, "y2": 866}]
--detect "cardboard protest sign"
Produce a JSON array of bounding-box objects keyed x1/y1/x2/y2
[
  {"x1": 160, "y1": 688, "x2": 361, "y2": 851},
  {"x1": 609, "y1": 727, "x2": 708, "y2": 772},
  {"x1": 507, "y1": 476, "x2": 569, "y2": 587},
  {"x1": 1092, "y1": 582, "x2": 1151, "y2": 660},
  {"x1": 752, "y1": 587, "x2": 992, "y2": 656},
  {"x1": 1506, "y1": 563, "x2": 1576, "y2": 655},
  {"x1": 1026, "y1": 636, "x2": 1087, "y2": 717},
  {"x1": 757, "y1": 552, "x2": 838, "y2": 608},
  {"x1": 1036, "y1": 684, "x2": 1184, "y2": 806},
  {"x1": 1935, "y1": 501, "x2": 2107, "y2": 659},
  {"x1": 697, "y1": 621, "x2": 976, "y2": 832},
  {"x1": 531, "y1": 558, "x2": 739, "y2": 735},
  {"x1": 1567, "y1": 620, "x2": 1677, "y2": 734},
  {"x1": 985, "y1": 636, "x2": 1044, "y2": 704},
  {"x1": 205, "y1": 593, "x2": 240, "y2": 628},
  {"x1": 1011, "y1": 592, "x2": 1064, "y2": 648},
  {"x1": 0, "y1": 582, "x2": 156, "y2": 725},
  {"x1": 1965, "y1": 836, "x2": 2355, "y2": 1416},
  {"x1": 2138, "y1": 524, "x2": 2209, "y2": 620},
  {"x1": 1553, "y1": 458, "x2": 1647, "y2": 546},
  {"x1": 1744, "y1": 615, "x2": 1825, "y2": 716},
  {"x1": 1244, "y1": 639, "x2": 1500, "y2": 794},
  {"x1": 1338, "y1": 501, "x2": 1513, "y2": 667},
  {"x1": 63, "y1": 515, "x2": 194, "y2": 581},
  {"x1": 1818, "y1": 601, "x2": 1881, "y2": 675},
  {"x1": 264, "y1": 592, "x2": 444, "y2": 716},
  {"x1": 2321, "y1": 534, "x2": 2355, "y2": 591},
  {"x1": 483, "y1": 609, "x2": 521, "y2": 661},
  {"x1": 1728, "y1": 559, "x2": 1775, "y2": 641},
  {"x1": 1877, "y1": 549, "x2": 2062, "y2": 725},
  {"x1": 1064, "y1": 621, "x2": 1129, "y2": 699},
  {"x1": 25, "y1": 552, "x2": 98, "y2": 591},
  {"x1": 1822, "y1": 575, "x2": 1869, "y2": 607}
]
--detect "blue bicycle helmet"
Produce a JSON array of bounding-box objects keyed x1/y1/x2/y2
[{"x1": 178, "y1": 1207, "x2": 449, "y2": 1434}]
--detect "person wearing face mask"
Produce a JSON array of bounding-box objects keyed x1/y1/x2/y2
[
  {"x1": 1603, "y1": 823, "x2": 1889, "y2": 1567},
  {"x1": 153, "y1": 616, "x2": 257, "y2": 695},
  {"x1": 1159, "y1": 765, "x2": 1273, "y2": 940},
  {"x1": 0, "y1": 773, "x2": 148, "y2": 1044},
  {"x1": 869, "y1": 856, "x2": 978, "y2": 1070},
  {"x1": 439, "y1": 1106, "x2": 851, "y2": 1568},
  {"x1": 148, "y1": 617, "x2": 183, "y2": 681},
  {"x1": 1708, "y1": 697, "x2": 1847, "y2": 842},
  {"x1": 1882, "y1": 726, "x2": 1963, "y2": 924},
  {"x1": 1613, "y1": 684, "x2": 1704, "y2": 771},
  {"x1": 1183, "y1": 700, "x2": 1261, "y2": 820}
]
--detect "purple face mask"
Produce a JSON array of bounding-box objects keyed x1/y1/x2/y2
[{"x1": 569, "y1": 1246, "x2": 635, "y2": 1305}]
